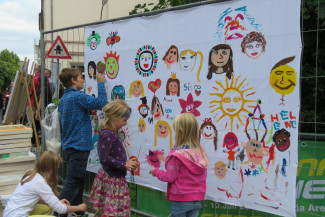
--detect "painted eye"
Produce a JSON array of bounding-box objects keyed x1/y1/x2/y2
[
  {"x1": 250, "y1": 141, "x2": 255, "y2": 146},
  {"x1": 256, "y1": 144, "x2": 261, "y2": 148},
  {"x1": 278, "y1": 139, "x2": 282, "y2": 144},
  {"x1": 190, "y1": 55, "x2": 195, "y2": 59},
  {"x1": 222, "y1": 51, "x2": 227, "y2": 55},
  {"x1": 247, "y1": 45, "x2": 253, "y2": 49},
  {"x1": 181, "y1": 57, "x2": 186, "y2": 60},
  {"x1": 233, "y1": 96, "x2": 242, "y2": 103},
  {"x1": 275, "y1": 71, "x2": 284, "y2": 75},
  {"x1": 284, "y1": 138, "x2": 287, "y2": 142},
  {"x1": 286, "y1": 71, "x2": 294, "y2": 75},
  {"x1": 256, "y1": 44, "x2": 262, "y2": 48}
]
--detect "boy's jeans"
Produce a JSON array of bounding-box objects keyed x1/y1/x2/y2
[
  {"x1": 57, "y1": 148, "x2": 90, "y2": 217},
  {"x1": 170, "y1": 200, "x2": 202, "y2": 217}
]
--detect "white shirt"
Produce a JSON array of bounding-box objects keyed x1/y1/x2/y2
[{"x1": 3, "y1": 173, "x2": 67, "y2": 217}]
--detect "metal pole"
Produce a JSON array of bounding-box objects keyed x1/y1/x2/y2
[
  {"x1": 40, "y1": 0, "x2": 46, "y2": 152},
  {"x1": 56, "y1": 59, "x2": 60, "y2": 98}
]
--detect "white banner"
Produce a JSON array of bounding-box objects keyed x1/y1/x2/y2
[{"x1": 85, "y1": 0, "x2": 301, "y2": 216}]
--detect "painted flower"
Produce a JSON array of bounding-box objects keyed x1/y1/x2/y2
[{"x1": 178, "y1": 93, "x2": 202, "y2": 116}]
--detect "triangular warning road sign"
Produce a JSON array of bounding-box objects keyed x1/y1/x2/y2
[{"x1": 45, "y1": 35, "x2": 72, "y2": 59}]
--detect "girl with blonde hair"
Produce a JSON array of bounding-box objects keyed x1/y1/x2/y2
[
  {"x1": 150, "y1": 113, "x2": 208, "y2": 217},
  {"x1": 3, "y1": 151, "x2": 86, "y2": 217},
  {"x1": 89, "y1": 99, "x2": 139, "y2": 217}
]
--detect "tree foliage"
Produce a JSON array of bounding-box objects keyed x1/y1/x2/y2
[
  {"x1": 0, "y1": 49, "x2": 20, "y2": 91},
  {"x1": 129, "y1": 0, "x2": 206, "y2": 15}
]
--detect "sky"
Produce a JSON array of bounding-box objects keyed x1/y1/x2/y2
[{"x1": 0, "y1": 0, "x2": 40, "y2": 65}]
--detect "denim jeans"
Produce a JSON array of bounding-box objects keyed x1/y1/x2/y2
[
  {"x1": 170, "y1": 200, "x2": 202, "y2": 217},
  {"x1": 57, "y1": 148, "x2": 90, "y2": 217}
]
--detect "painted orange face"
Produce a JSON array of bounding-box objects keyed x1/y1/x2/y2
[
  {"x1": 157, "y1": 123, "x2": 169, "y2": 138},
  {"x1": 245, "y1": 139, "x2": 268, "y2": 164}
]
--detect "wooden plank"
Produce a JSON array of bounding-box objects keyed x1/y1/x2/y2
[
  {"x1": 0, "y1": 152, "x2": 36, "y2": 165},
  {"x1": 0, "y1": 138, "x2": 30, "y2": 145},
  {"x1": 0, "y1": 147, "x2": 30, "y2": 155},
  {"x1": 0, "y1": 125, "x2": 32, "y2": 136},
  {"x1": 0, "y1": 142, "x2": 31, "y2": 149},
  {"x1": 0, "y1": 161, "x2": 34, "y2": 173}
]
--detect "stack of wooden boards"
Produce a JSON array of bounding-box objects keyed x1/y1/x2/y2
[{"x1": 0, "y1": 125, "x2": 36, "y2": 208}]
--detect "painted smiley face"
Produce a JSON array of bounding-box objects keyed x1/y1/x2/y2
[
  {"x1": 157, "y1": 123, "x2": 169, "y2": 138},
  {"x1": 244, "y1": 41, "x2": 263, "y2": 59},
  {"x1": 274, "y1": 133, "x2": 290, "y2": 152},
  {"x1": 180, "y1": 53, "x2": 195, "y2": 71},
  {"x1": 185, "y1": 104, "x2": 194, "y2": 113},
  {"x1": 214, "y1": 164, "x2": 228, "y2": 179},
  {"x1": 221, "y1": 90, "x2": 243, "y2": 115},
  {"x1": 168, "y1": 81, "x2": 178, "y2": 96},
  {"x1": 245, "y1": 139, "x2": 267, "y2": 164},
  {"x1": 211, "y1": 49, "x2": 231, "y2": 68},
  {"x1": 202, "y1": 125, "x2": 216, "y2": 139},
  {"x1": 166, "y1": 48, "x2": 178, "y2": 64},
  {"x1": 131, "y1": 85, "x2": 142, "y2": 97},
  {"x1": 90, "y1": 37, "x2": 97, "y2": 50},
  {"x1": 105, "y1": 56, "x2": 119, "y2": 79},
  {"x1": 270, "y1": 64, "x2": 296, "y2": 96},
  {"x1": 139, "y1": 51, "x2": 153, "y2": 72},
  {"x1": 147, "y1": 150, "x2": 165, "y2": 168}
]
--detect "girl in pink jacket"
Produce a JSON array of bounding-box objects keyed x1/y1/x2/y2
[{"x1": 150, "y1": 113, "x2": 208, "y2": 217}]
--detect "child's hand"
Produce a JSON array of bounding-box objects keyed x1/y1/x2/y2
[
  {"x1": 126, "y1": 159, "x2": 139, "y2": 170},
  {"x1": 149, "y1": 168, "x2": 155, "y2": 176},
  {"x1": 78, "y1": 203, "x2": 87, "y2": 212},
  {"x1": 60, "y1": 199, "x2": 70, "y2": 206},
  {"x1": 97, "y1": 73, "x2": 105, "y2": 83}
]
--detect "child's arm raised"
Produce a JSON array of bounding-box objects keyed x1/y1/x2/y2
[
  {"x1": 79, "y1": 80, "x2": 108, "y2": 111},
  {"x1": 151, "y1": 156, "x2": 179, "y2": 183}
]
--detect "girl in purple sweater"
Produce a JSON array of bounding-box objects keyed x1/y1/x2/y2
[
  {"x1": 150, "y1": 113, "x2": 208, "y2": 217},
  {"x1": 89, "y1": 99, "x2": 138, "y2": 217}
]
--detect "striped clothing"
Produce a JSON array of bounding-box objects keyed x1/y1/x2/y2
[{"x1": 58, "y1": 82, "x2": 107, "y2": 151}]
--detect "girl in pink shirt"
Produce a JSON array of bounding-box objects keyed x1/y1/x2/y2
[{"x1": 150, "y1": 113, "x2": 208, "y2": 217}]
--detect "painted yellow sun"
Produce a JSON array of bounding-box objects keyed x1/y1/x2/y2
[{"x1": 209, "y1": 75, "x2": 255, "y2": 132}]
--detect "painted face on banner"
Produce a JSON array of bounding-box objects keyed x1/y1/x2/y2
[
  {"x1": 157, "y1": 123, "x2": 169, "y2": 138},
  {"x1": 211, "y1": 49, "x2": 231, "y2": 68},
  {"x1": 138, "y1": 123, "x2": 145, "y2": 133},
  {"x1": 214, "y1": 163, "x2": 228, "y2": 179},
  {"x1": 244, "y1": 41, "x2": 263, "y2": 59},
  {"x1": 245, "y1": 139, "x2": 268, "y2": 165},
  {"x1": 131, "y1": 84, "x2": 142, "y2": 97},
  {"x1": 274, "y1": 132, "x2": 291, "y2": 152},
  {"x1": 221, "y1": 90, "x2": 243, "y2": 115},
  {"x1": 168, "y1": 81, "x2": 178, "y2": 96},
  {"x1": 90, "y1": 37, "x2": 97, "y2": 50},
  {"x1": 180, "y1": 53, "x2": 195, "y2": 71},
  {"x1": 139, "y1": 51, "x2": 153, "y2": 72},
  {"x1": 153, "y1": 101, "x2": 163, "y2": 120},
  {"x1": 202, "y1": 125, "x2": 216, "y2": 140},
  {"x1": 165, "y1": 48, "x2": 178, "y2": 64}
]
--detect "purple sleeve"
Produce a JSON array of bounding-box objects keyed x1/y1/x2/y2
[
  {"x1": 98, "y1": 131, "x2": 126, "y2": 170},
  {"x1": 153, "y1": 156, "x2": 179, "y2": 183}
]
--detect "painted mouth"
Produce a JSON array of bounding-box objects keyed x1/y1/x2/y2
[
  {"x1": 226, "y1": 108, "x2": 236, "y2": 112},
  {"x1": 154, "y1": 112, "x2": 161, "y2": 118},
  {"x1": 274, "y1": 79, "x2": 296, "y2": 90},
  {"x1": 160, "y1": 131, "x2": 166, "y2": 135},
  {"x1": 204, "y1": 133, "x2": 212, "y2": 137},
  {"x1": 144, "y1": 64, "x2": 149, "y2": 68},
  {"x1": 171, "y1": 91, "x2": 177, "y2": 94},
  {"x1": 249, "y1": 153, "x2": 263, "y2": 159},
  {"x1": 227, "y1": 33, "x2": 243, "y2": 40},
  {"x1": 251, "y1": 52, "x2": 258, "y2": 56},
  {"x1": 278, "y1": 143, "x2": 288, "y2": 150}
]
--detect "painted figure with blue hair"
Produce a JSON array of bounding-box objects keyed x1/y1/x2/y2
[{"x1": 111, "y1": 85, "x2": 125, "y2": 101}]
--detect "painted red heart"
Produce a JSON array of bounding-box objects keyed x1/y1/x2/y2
[
  {"x1": 148, "y1": 79, "x2": 161, "y2": 94},
  {"x1": 144, "y1": 64, "x2": 149, "y2": 68},
  {"x1": 195, "y1": 89, "x2": 201, "y2": 96}
]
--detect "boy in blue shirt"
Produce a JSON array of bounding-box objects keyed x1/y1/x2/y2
[{"x1": 57, "y1": 68, "x2": 107, "y2": 217}]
